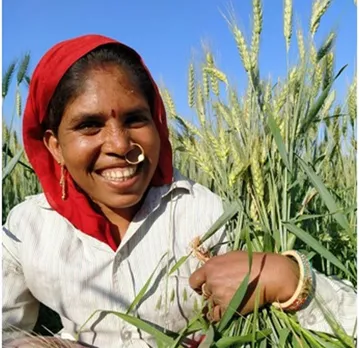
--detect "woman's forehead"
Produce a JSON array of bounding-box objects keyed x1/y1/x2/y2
[
  {"x1": 62, "y1": 71, "x2": 149, "y2": 119},
  {"x1": 74, "y1": 67, "x2": 140, "y2": 98}
]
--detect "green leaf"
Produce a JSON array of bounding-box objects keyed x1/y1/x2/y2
[
  {"x1": 109, "y1": 311, "x2": 177, "y2": 346},
  {"x1": 333, "y1": 64, "x2": 348, "y2": 80},
  {"x1": 218, "y1": 227, "x2": 253, "y2": 332},
  {"x1": 215, "y1": 329, "x2": 272, "y2": 347},
  {"x1": 169, "y1": 254, "x2": 190, "y2": 275},
  {"x1": 289, "y1": 213, "x2": 331, "y2": 223},
  {"x1": 297, "y1": 157, "x2": 351, "y2": 235},
  {"x1": 2, "y1": 149, "x2": 23, "y2": 181},
  {"x1": 301, "y1": 65, "x2": 347, "y2": 134},
  {"x1": 77, "y1": 310, "x2": 176, "y2": 346},
  {"x1": 200, "y1": 202, "x2": 239, "y2": 244},
  {"x1": 283, "y1": 222, "x2": 352, "y2": 277},
  {"x1": 220, "y1": 274, "x2": 251, "y2": 333},
  {"x1": 126, "y1": 252, "x2": 168, "y2": 314},
  {"x1": 278, "y1": 328, "x2": 291, "y2": 347},
  {"x1": 313, "y1": 298, "x2": 355, "y2": 347},
  {"x1": 170, "y1": 314, "x2": 206, "y2": 348},
  {"x1": 289, "y1": 204, "x2": 357, "y2": 223},
  {"x1": 252, "y1": 285, "x2": 261, "y2": 347},
  {"x1": 267, "y1": 111, "x2": 290, "y2": 170},
  {"x1": 301, "y1": 85, "x2": 331, "y2": 133},
  {"x1": 217, "y1": 274, "x2": 250, "y2": 332}
]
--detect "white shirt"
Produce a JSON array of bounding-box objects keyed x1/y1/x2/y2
[{"x1": 2, "y1": 171, "x2": 357, "y2": 347}]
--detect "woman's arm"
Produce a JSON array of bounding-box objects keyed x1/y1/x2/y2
[
  {"x1": 2, "y1": 227, "x2": 40, "y2": 341},
  {"x1": 2, "y1": 207, "x2": 86, "y2": 347},
  {"x1": 189, "y1": 250, "x2": 357, "y2": 336}
]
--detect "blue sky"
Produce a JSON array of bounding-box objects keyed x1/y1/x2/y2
[{"x1": 3, "y1": 0, "x2": 357, "y2": 136}]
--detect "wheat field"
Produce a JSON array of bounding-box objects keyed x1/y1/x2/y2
[{"x1": 2, "y1": 0, "x2": 357, "y2": 346}]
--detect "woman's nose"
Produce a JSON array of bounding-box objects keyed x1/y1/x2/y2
[{"x1": 102, "y1": 124, "x2": 131, "y2": 157}]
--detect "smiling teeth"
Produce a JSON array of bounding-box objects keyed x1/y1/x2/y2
[{"x1": 101, "y1": 166, "x2": 137, "y2": 181}]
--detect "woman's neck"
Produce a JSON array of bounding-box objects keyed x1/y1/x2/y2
[
  {"x1": 89, "y1": 188, "x2": 150, "y2": 243},
  {"x1": 99, "y1": 202, "x2": 142, "y2": 241}
]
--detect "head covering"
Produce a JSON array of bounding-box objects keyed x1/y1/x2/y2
[{"x1": 23, "y1": 34, "x2": 173, "y2": 251}]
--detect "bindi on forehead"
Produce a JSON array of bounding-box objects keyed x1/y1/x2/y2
[{"x1": 110, "y1": 109, "x2": 116, "y2": 118}]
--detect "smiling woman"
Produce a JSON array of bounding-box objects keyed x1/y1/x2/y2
[
  {"x1": 2, "y1": 35, "x2": 356, "y2": 348},
  {"x1": 43, "y1": 48, "x2": 161, "y2": 237}
]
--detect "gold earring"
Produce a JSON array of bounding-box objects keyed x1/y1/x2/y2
[{"x1": 60, "y1": 164, "x2": 67, "y2": 200}]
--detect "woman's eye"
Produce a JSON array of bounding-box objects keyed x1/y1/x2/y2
[
  {"x1": 126, "y1": 115, "x2": 149, "y2": 127},
  {"x1": 76, "y1": 121, "x2": 102, "y2": 134}
]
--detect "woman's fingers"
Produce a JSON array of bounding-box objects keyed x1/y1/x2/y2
[
  {"x1": 189, "y1": 265, "x2": 207, "y2": 293},
  {"x1": 204, "y1": 303, "x2": 222, "y2": 322}
]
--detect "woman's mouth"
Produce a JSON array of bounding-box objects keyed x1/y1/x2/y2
[{"x1": 99, "y1": 165, "x2": 138, "y2": 182}]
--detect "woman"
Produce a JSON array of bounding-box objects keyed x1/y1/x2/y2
[{"x1": 2, "y1": 35, "x2": 356, "y2": 347}]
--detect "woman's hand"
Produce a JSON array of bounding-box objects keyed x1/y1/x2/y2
[
  {"x1": 4, "y1": 336, "x2": 87, "y2": 348},
  {"x1": 189, "y1": 251, "x2": 300, "y2": 321}
]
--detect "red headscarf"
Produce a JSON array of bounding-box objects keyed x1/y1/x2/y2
[{"x1": 23, "y1": 34, "x2": 173, "y2": 251}]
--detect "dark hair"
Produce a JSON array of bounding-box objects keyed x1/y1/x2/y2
[{"x1": 45, "y1": 44, "x2": 155, "y2": 134}]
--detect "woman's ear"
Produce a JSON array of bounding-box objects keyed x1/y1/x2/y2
[{"x1": 43, "y1": 130, "x2": 64, "y2": 164}]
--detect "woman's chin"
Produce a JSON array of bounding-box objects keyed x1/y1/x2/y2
[{"x1": 99, "y1": 193, "x2": 144, "y2": 212}]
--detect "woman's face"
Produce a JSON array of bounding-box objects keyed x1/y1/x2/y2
[{"x1": 45, "y1": 65, "x2": 160, "y2": 211}]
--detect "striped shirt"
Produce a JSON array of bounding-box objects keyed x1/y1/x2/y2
[{"x1": 2, "y1": 171, "x2": 356, "y2": 347}]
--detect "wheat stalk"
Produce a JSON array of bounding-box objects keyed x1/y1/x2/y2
[
  {"x1": 205, "y1": 51, "x2": 220, "y2": 95},
  {"x1": 310, "y1": 0, "x2": 332, "y2": 37},
  {"x1": 231, "y1": 23, "x2": 252, "y2": 72},
  {"x1": 283, "y1": 0, "x2": 293, "y2": 52},
  {"x1": 16, "y1": 89, "x2": 22, "y2": 117},
  {"x1": 16, "y1": 54, "x2": 30, "y2": 85},
  {"x1": 312, "y1": 62, "x2": 323, "y2": 97},
  {"x1": 251, "y1": 0, "x2": 263, "y2": 69},
  {"x1": 296, "y1": 28, "x2": 305, "y2": 62},
  {"x1": 161, "y1": 88, "x2": 177, "y2": 118},
  {"x1": 250, "y1": 140, "x2": 264, "y2": 200},
  {"x1": 202, "y1": 67, "x2": 210, "y2": 100},
  {"x1": 348, "y1": 77, "x2": 357, "y2": 128},
  {"x1": 317, "y1": 31, "x2": 336, "y2": 62},
  {"x1": 2, "y1": 60, "x2": 17, "y2": 99},
  {"x1": 262, "y1": 81, "x2": 272, "y2": 113},
  {"x1": 196, "y1": 83, "x2": 206, "y2": 126},
  {"x1": 203, "y1": 67, "x2": 228, "y2": 85},
  {"x1": 321, "y1": 90, "x2": 336, "y2": 119},
  {"x1": 188, "y1": 63, "x2": 195, "y2": 107},
  {"x1": 323, "y1": 52, "x2": 334, "y2": 90}
]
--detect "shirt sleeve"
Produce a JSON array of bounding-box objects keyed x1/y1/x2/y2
[
  {"x1": 296, "y1": 269, "x2": 357, "y2": 336},
  {"x1": 2, "y1": 206, "x2": 40, "y2": 341}
]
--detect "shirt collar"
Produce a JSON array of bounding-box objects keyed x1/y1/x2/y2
[{"x1": 161, "y1": 168, "x2": 193, "y2": 198}]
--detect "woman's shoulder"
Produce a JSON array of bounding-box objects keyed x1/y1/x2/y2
[
  {"x1": 3, "y1": 194, "x2": 58, "y2": 256},
  {"x1": 6, "y1": 193, "x2": 51, "y2": 214},
  {"x1": 173, "y1": 169, "x2": 219, "y2": 195},
  {"x1": 4, "y1": 193, "x2": 55, "y2": 232},
  {"x1": 171, "y1": 170, "x2": 226, "y2": 252},
  {"x1": 172, "y1": 169, "x2": 224, "y2": 213}
]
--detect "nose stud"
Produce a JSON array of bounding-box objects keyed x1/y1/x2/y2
[{"x1": 125, "y1": 143, "x2": 145, "y2": 165}]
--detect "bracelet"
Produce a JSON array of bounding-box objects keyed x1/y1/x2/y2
[{"x1": 272, "y1": 250, "x2": 313, "y2": 312}]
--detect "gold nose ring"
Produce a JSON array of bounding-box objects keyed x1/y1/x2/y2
[{"x1": 125, "y1": 143, "x2": 145, "y2": 165}]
